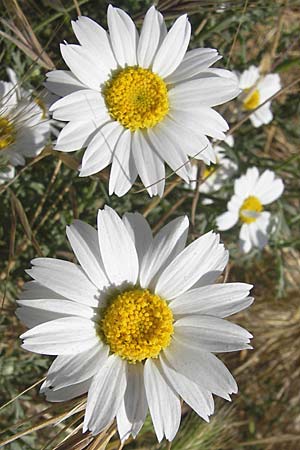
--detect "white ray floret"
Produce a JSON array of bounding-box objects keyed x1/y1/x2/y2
[
  {"x1": 188, "y1": 135, "x2": 237, "y2": 204},
  {"x1": 216, "y1": 167, "x2": 284, "y2": 253},
  {"x1": 237, "y1": 65, "x2": 281, "y2": 128},
  {"x1": 18, "y1": 206, "x2": 253, "y2": 442},
  {"x1": 0, "y1": 69, "x2": 50, "y2": 168},
  {"x1": 46, "y1": 5, "x2": 240, "y2": 197}
]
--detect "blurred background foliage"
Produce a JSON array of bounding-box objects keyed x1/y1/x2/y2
[{"x1": 0, "y1": 0, "x2": 300, "y2": 449}]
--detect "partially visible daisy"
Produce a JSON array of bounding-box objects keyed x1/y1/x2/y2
[
  {"x1": 18, "y1": 206, "x2": 253, "y2": 442},
  {"x1": 0, "y1": 69, "x2": 49, "y2": 166},
  {"x1": 189, "y1": 135, "x2": 237, "y2": 204},
  {"x1": 46, "y1": 5, "x2": 240, "y2": 197},
  {"x1": 0, "y1": 163, "x2": 15, "y2": 184},
  {"x1": 238, "y1": 65, "x2": 281, "y2": 128},
  {"x1": 217, "y1": 167, "x2": 284, "y2": 253}
]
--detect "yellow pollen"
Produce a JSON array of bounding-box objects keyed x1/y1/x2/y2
[
  {"x1": 99, "y1": 288, "x2": 174, "y2": 363},
  {"x1": 243, "y1": 88, "x2": 260, "y2": 110},
  {"x1": 103, "y1": 67, "x2": 169, "y2": 131},
  {"x1": 0, "y1": 117, "x2": 15, "y2": 150},
  {"x1": 239, "y1": 195, "x2": 263, "y2": 224}
]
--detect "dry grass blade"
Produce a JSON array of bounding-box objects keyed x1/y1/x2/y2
[
  {"x1": 0, "y1": 397, "x2": 86, "y2": 447},
  {"x1": 54, "y1": 428, "x2": 93, "y2": 450},
  {"x1": 2, "y1": 0, "x2": 55, "y2": 70},
  {"x1": 42, "y1": 412, "x2": 85, "y2": 450},
  {"x1": 1, "y1": 196, "x2": 16, "y2": 309},
  {"x1": 0, "y1": 377, "x2": 46, "y2": 413},
  {"x1": 9, "y1": 189, "x2": 43, "y2": 256}
]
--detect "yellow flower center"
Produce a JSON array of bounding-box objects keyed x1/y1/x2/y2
[
  {"x1": 99, "y1": 288, "x2": 174, "y2": 363},
  {"x1": 203, "y1": 164, "x2": 217, "y2": 179},
  {"x1": 239, "y1": 195, "x2": 263, "y2": 224},
  {"x1": 0, "y1": 117, "x2": 15, "y2": 150},
  {"x1": 103, "y1": 67, "x2": 169, "y2": 131},
  {"x1": 243, "y1": 88, "x2": 260, "y2": 110}
]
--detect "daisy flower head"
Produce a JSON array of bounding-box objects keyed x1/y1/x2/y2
[
  {"x1": 18, "y1": 206, "x2": 253, "y2": 442},
  {"x1": 238, "y1": 65, "x2": 281, "y2": 128},
  {"x1": 46, "y1": 5, "x2": 240, "y2": 197},
  {"x1": 0, "y1": 69, "x2": 50, "y2": 166},
  {"x1": 217, "y1": 167, "x2": 284, "y2": 253},
  {"x1": 189, "y1": 135, "x2": 237, "y2": 204}
]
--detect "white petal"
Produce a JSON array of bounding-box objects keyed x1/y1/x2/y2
[
  {"x1": 79, "y1": 122, "x2": 123, "y2": 177},
  {"x1": 155, "y1": 232, "x2": 227, "y2": 299},
  {"x1": 239, "y1": 224, "x2": 252, "y2": 253},
  {"x1": 83, "y1": 355, "x2": 127, "y2": 435},
  {"x1": 144, "y1": 358, "x2": 181, "y2": 442},
  {"x1": 192, "y1": 247, "x2": 228, "y2": 288},
  {"x1": 169, "y1": 76, "x2": 239, "y2": 108},
  {"x1": 16, "y1": 298, "x2": 94, "y2": 328},
  {"x1": 239, "y1": 66, "x2": 259, "y2": 89},
  {"x1": 66, "y1": 220, "x2": 109, "y2": 290},
  {"x1": 97, "y1": 206, "x2": 139, "y2": 286},
  {"x1": 147, "y1": 122, "x2": 191, "y2": 183},
  {"x1": 122, "y1": 212, "x2": 153, "y2": 268},
  {"x1": 26, "y1": 258, "x2": 99, "y2": 307},
  {"x1": 42, "y1": 378, "x2": 91, "y2": 402},
  {"x1": 21, "y1": 316, "x2": 98, "y2": 355},
  {"x1": 132, "y1": 131, "x2": 165, "y2": 197},
  {"x1": 117, "y1": 363, "x2": 148, "y2": 442},
  {"x1": 154, "y1": 115, "x2": 216, "y2": 165},
  {"x1": 257, "y1": 73, "x2": 281, "y2": 101},
  {"x1": 249, "y1": 215, "x2": 270, "y2": 250},
  {"x1": 152, "y1": 15, "x2": 191, "y2": 78},
  {"x1": 252, "y1": 103, "x2": 273, "y2": 125},
  {"x1": 107, "y1": 5, "x2": 137, "y2": 66},
  {"x1": 234, "y1": 167, "x2": 260, "y2": 198},
  {"x1": 170, "y1": 106, "x2": 228, "y2": 140},
  {"x1": 45, "y1": 70, "x2": 86, "y2": 97},
  {"x1": 60, "y1": 43, "x2": 107, "y2": 89},
  {"x1": 137, "y1": 6, "x2": 165, "y2": 68},
  {"x1": 50, "y1": 89, "x2": 108, "y2": 122},
  {"x1": 140, "y1": 216, "x2": 189, "y2": 289},
  {"x1": 216, "y1": 211, "x2": 238, "y2": 231},
  {"x1": 174, "y1": 315, "x2": 252, "y2": 353},
  {"x1": 19, "y1": 281, "x2": 65, "y2": 300},
  {"x1": 165, "y1": 48, "x2": 222, "y2": 84},
  {"x1": 44, "y1": 343, "x2": 108, "y2": 390},
  {"x1": 252, "y1": 170, "x2": 284, "y2": 205},
  {"x1": 71, "y1": 16, "x2": 117, "y2": 73},
  {"x1": 169, "y1": 283, "x2": 253, "y2": 318},
  {"x1": 164, "y1": 337, "x2": 237, "y2": 399},
  {"x1": 54, "y1": 120, "x2": 98, "y2": 151},
  {"x1": 160, "y1": 355, "x2": 214, "y2": 421},
  {"x1": 109, "y1": 130, "x2": 138, "y2": 197}
]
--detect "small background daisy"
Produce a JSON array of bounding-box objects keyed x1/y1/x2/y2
[{"x1": 216, "y1": 167, "x2": 284, "y2": 253}]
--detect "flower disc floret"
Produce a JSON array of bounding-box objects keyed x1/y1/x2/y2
[
  {"x1": 239, "y1": 195, "x2": 263, "y2": 224},
  {"x1": 99, "y1": 288, "x2": 174, "y2": 363},
  {"x1": 103, "y1": 66, "x2": 169, "y2": 131},
  {"x1": 243, "y1": 89, "x2": 260, "y2": 110},
  {"x1": 0, "y1": 117, "x2": 15, "y2": 150}
]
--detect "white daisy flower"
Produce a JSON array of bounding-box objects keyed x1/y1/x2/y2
[
  {"x1": 0, "y1": 69, "x2": 49, "y2": 166},
  {"x1": 46, "y1": 5, "x2": 240, "y2": 197},
  {"x1": 217, "y1": 167, "x2": 284, "y2": 253},
  {"x1": 238, "y1": 65, "x2": 281, "y2": 128},
  {"x1": 18, "y1": 206, "x2": 253, "y2": 442},
  {"x1": 189, "y1": 135, "x2": 237, "y2": 204}
]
